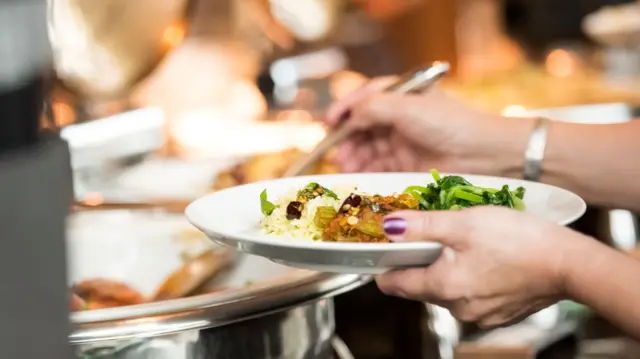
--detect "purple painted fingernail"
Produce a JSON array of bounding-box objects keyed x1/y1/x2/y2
[
  {"x1": 338, "y1": 109, "x2": 351, "y2": 124},
  {"x1": 383, "y1": 217, "x2": 407, "y2": 236}
]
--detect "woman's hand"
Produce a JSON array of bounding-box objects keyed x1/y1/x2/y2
[
  {"x1": 326, "y1": 78, "x2": 532, "y2": 176},
  {"x1": 375, "y1": 206, "x2": 595, "y2": 328}
]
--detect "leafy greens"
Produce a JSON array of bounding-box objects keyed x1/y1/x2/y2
[{"x1": 403, "y1": 169, "x2": 526, "y2": 211}]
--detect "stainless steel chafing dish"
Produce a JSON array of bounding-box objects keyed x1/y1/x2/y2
[{"x1": 68, "y1": 209, "x2": 368, "y2": 359}]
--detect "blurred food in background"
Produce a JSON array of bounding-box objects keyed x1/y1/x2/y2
[
  {"x1": 443, "y1": 62, "x2": 640, "y2": 114},
  {"x1": 71, "y1": 279, "x2": 147, "y2": 310},
  {"x1": 66, "y1": 210, "x2": 240, "y2": 312},
  {"x1": 49, "y1": 0, "x2": 188, "y2": 100},
  {"x1": 48, "y1": 0, "x2": 189, "y2": 122},
  {"x1": 212, "y1": 148, "x2": 338, "y2": 190}
]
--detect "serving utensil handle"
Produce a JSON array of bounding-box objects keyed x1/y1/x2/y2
[{"x1": 283, "y1": 61, "x2": 450, "y2": 178}]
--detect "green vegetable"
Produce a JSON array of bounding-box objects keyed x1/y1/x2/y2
[
  {"x1": 355, "y1": 219, "x2": 385, "y2": 238},
  {"x1": 403, "y1": 185, "x2": 435, "y2": 208},
  {"x1": 430, "y1": 168, "x2": 441, "y2": 182},
  {"x1": 513, "y1": 197, "x2": 526, "y2": 211},
  {"x1": 314, "y1": 206, "x2": 338, "y2": 229},
  {"x1": 513, "y1": 186, "x2": 526, "y2": 200},
  {"x1": 298, "y1": 182, "x2": 339, "y2": 200},
  {"x1": 403, "y1": 169, "x2": 526, "y2": 211},
  {"x1": 323, "y1": 187, "x2": 339, "y2": 200},
  {"x1": 260, "y1": 189, "x2": 276, "y2": 216}
]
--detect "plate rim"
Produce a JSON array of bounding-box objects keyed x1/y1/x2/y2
[{"x1": 186, "y1": 172, "x2": 587, "y2": 252}]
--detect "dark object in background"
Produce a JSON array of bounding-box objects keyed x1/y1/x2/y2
[
  {"x1": 504, "y1": 0, "x2": 635, "y2": 59},
  {"x1": 0, "y1": 0, "x2": 74, "y2": 358},
  {"x1": 0, "y1": 77, "x2": 43, "y2": 153},
  {"x1": 335, "y1": 282, "x2": 435, "y2": 359}
]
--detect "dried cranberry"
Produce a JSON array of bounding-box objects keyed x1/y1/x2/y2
[
  {"x1": 286, "y1": 201, "x2": 303, "y2": 220},
  {"x1": 340, "y1": 194, "x2": 362, "y2": 212}
]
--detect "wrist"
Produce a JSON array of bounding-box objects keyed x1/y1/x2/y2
[
  {"x1": 465, "y1": 114, "x2": 534, "y2": 178},
  {"x1": 557, "y1": 232, "x2": 610, "y2": 300}
]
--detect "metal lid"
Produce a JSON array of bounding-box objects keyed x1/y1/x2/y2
[
  {"x1": 71, "y1": 270, "x2": 368, "y2": 344},
  {"x1": 67, "y1": 209, "x2": 369, "y2": 344}
]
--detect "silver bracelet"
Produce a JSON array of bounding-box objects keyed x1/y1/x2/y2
[{"x1": 523, "y1": 117, "x2": 550, "y2": 181}]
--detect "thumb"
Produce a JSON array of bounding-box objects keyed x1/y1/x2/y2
[{"x1": 382, "y1": 210, "x2": 469, "y2": 247}]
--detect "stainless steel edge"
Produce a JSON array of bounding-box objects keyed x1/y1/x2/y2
[
  {"x1": 70, "y1": 272, "x2": 371, "y2": 344},
  {"x1": 76, "y1": 301, "x2": 340, "y2": 359},
  {"x1": 332, "y1": 336, "x2": 356, "y2": 359}
]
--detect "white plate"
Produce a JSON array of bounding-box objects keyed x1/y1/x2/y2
[{"x1": 186, "y1": 173, "x2": 586, "y2": 274}]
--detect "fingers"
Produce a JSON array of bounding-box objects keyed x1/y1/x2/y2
[
  {"x1": 346, "y1": 93, "x2": 425, "y2": 131},
  {"x1": 347, "y1": 86, "x2": 454, "y2": 129},
  {"x1": 336, "y1": 128, "x2": 398, "y2": 172},
  {"x1": 376, "y1": 247, "x2": 458, "y2": 301},
  {"x1": 390, "y1": 133, "x2": 418, "y2": 172},
  {"x1": 326, "y1": 76, "x2": 398, "y2": 127},
  {"x1": 376, "y1": 268, "x2": 432, "y2": 301},
  {"x1": 337, "y1": 133, "x2": 371, "y2": 173},
  {"x1": 382, "y1": 210, "x2": 472, "y2": 248}
]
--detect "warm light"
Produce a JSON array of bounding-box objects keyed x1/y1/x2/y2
[
  {"x1": 275, "y1": 109, "x2": 316, "y2": 123},
  {"x1": 330, "y1": 71, "x2": 368, "y2": 100},
  {"x1": 170, "y1": 109, "x2": 326, "y2": 157},
  {"x1": 228, "y1": 81, "x2": 268, "y2": 120},
  {"x1": 545, "y1": 49, "x2": 578, "y2": 78},
  {"x1": 52, "y1": 102, "x2": 76, "y2": 127},
  {"x1": 81, "y1": 192, "x2": 104, "y2": 206},
  {"x1": 162, "y1": 22, "x2": 186, "y2": 49},
  {"x1": 269, "y1": 0, "x2": 337, "y2": 41},
  {"x1": 501, "y1": 105, "x2": 529, "y2": 117}
]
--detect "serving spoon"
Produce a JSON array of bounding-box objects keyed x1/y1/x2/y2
[
  {"x1": 283, "y1": 61, "x2": 450, "y2": 178},
  {"x1": 151, "y1": 249, "x2": 234, "y2": 301}
]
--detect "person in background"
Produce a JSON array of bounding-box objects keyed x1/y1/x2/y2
[{"x1": 325, "y1": 77, "x2": 640, "y2": 340}]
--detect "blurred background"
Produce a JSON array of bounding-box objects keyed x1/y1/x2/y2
[{"x1": 48, "y1": 0, "x2": 640, "y2": 358}]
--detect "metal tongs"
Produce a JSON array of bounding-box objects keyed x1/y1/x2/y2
[{"x1": 283, "y1": 61, "x2": 450, "y2": 178}]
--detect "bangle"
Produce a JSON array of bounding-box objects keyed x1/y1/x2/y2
[{"x1": 523, "y1": 117, "x2": 550, "y2": 181}]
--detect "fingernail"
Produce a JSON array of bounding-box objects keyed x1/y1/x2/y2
[
  {"x1": 383, "y1": 217, "x2": 407, "y2": 237},
  {"x1": 338, "y1": 109, "x2": 351, "y2": 124}
]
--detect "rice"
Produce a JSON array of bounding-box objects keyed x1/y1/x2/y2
[{"x1": 260, "y1": 184, "x2": 356, "y2": 240}]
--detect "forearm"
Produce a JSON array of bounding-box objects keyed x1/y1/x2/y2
[
  {"x1": 562, "y1": 235, "x2": 640, "y2": 340},
  {"x1": 542, "y1": 120, "x2": 640, "y2": 211},
  {"x1": 490, "y1": 117, "x2": 640, "y2": 212}
]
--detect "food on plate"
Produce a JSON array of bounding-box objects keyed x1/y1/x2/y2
[
  {"x1": 260, "y1": 169, "x2": 526, "y2": 243},
  {"x1": 260, "y1": 182, "x2": 356, "y2": 241},
  {"x1": 322, "y1": 193, "x2": 420, "y2": 243},
  {"x1": 213, "y1": 149, "x2": 338, "y2": 191},
  {"x1": 71, "y1": 279, "x2": 147, "y2": 310},
  {"x1": 403, "y1": 169, "x2": 526, "y2": 211}
]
